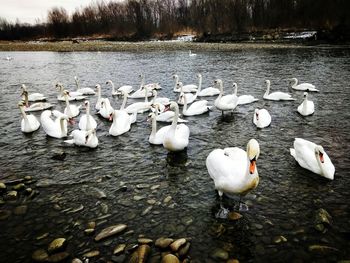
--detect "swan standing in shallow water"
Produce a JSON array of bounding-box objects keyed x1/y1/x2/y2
[
  {"x1": 148, "y1": 112, "x2": 169, "y2": 145},
  {"x1": 106, "y1": 79, "x2": 133, "y2": 96},
  {"x1": 79, "y1": 101, "x2": 97, "y2": 130},
  {"x1": 64, "y1": 129, "x2": 98, "y2": 148},
  {"x1": 180, "y1": 92, "x2": 212, "y2": 116},
  {"x1": 206, "y1": 139, "x2": 260, "y2": 216},
  {"x1": 253, "y1": 109, "x2": 271, "y2": 128},
  {"x1": 289, "y1": 78, "x2": 319, "y2": 92},
  {"x1": 263, "y1": 80, "x2": 295, "y2": 101},
  {"x1": 21, "y1": 90, "x2": 53, "y2": 112},
  {"x1": 40, "y1": 110, "x2": 69, "y2": 138},
  {"x1": 232, "y1": 83, "x2": 259, "y2": 105},
  {"x1": 290, "y1": 138, "x2": 335, "y2": 180},
  {"x1": 21, "y1": 84, "x2": 46, "y2": 101},
  {"x1": 163, "y1": 102, "x2": 190, "y2": 152},
  {"x1": 74, "y1": 76, "x2": 95, "y2": 95},
  {"x1": 214, "y1": 79, "x2": 238, "y2": 114},
  {"x1": 297, "y1": 92, "x2": 314, "y2": 116},
  {"x1": 18, "y1": 101, "x2": 40, "y2": 133}
]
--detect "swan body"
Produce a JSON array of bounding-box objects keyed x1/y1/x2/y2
[
  {"x1": 18, "y1": 101, "x2": 40, "y2": 133},
  {"x1": 64, "y1": 129, "x2": 98, "y2": 148},
  {"x1": 163, "y1": 102, "x2": 190, "y2": 151},
  {"x1": 189, "y1": 50, "x2": 197, "y2": 57},
  {"x1": 152, "y1": 90, "x2": 170, "y2": 105},
  {"x1": 109, "y1": 110, "x2": 131, "y2": 136},
  {"x1": 214, "y1": 79, "x2": 238, "y2": 113},
  {"x1": 79, "y1": 101, "x2": 97, "y2": 130},
  {"x1": 56, "y1": 83, "x2": 85, "y2": 101},
  {"x1": 263, "y1": 80, "x2": 295, "y2": 101},
  {"x1": 196, "y1": 73, "x2": 220, "y2": 97},
  {"x1": 297, "y1": 92, "x2": 315, "y2": 116},
  {"x1": 40, "y1": 110, "x2": 69, "y2": 138},
  {"x1": 74, "y1": 76, "x2": 95, "y2": 95},
  {"x1": 148, "y1": 113, "x2": 170, "y2": 145},
  {"x1": 125, "y1": 87, "x2": 153, "y2": 113},
  {"x1": 253, "y1": 109, "x2": 271, "y2": 128},
  {"x1": 106, "y1": 80, "x2": 133, "y2": 96},
  {"x1": 21, "y1": 84, "x2": 46, "y2": 101},
  {"x1": 181, "y1": 92, "x2": 212, "y2": 116},
  {"x1": 290, "y1": 78, "x2": 319, "y2": 92},
  {"x1": 290, "y1": 138, "x2": 334, "y2": 180},
  {"x1": 140, "y1": 73, "x2": 162, "y2": 90},
  {"x1": 232, "y1": 83, "x2": 259, "y2": 105},
  {"x1": 21, "y1": 90, "x2": 53, "y2": 112},
  {"x1": 98, "y1": 98, "x2": 114, "y2": 119},
  {"x1": 206, "y1": 139, "x2": 260, "y2": 197},
  {"x1": 128, "y1": 87, "x2": 153, "y2": 99},
  {"x1": 63, "y1": 91, "x2": 81, "y2": 118},
  {"x1": 177, "y1": 87, "x2": 196, "y2": 105},
  {"x1": 173, "y1": 74, "x2": 198, "y2": 93}
]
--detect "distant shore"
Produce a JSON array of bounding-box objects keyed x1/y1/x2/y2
[{"x1": 0, "y1": 40, "x2": 319, "y2": 52}]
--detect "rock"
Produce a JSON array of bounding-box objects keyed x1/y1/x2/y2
[
  {"x1": 0, "y1": 182, "x2": 6, "y2": 191},
  {"x1": 138, "y1": 238, "x2": 153, "y2": 244},
  {"x1": 136, "y1": 184, "x2": 150, "y2": 189},
  {"x1": 51, "y1": 151, "x2": 66, "y2": 161},
  {"x1": 48, "y1": 252, "x2": 69, "y2": 262},
  {"x1": 94, "y1": 224, "x2": 127, "y2": 241},
  {"x1": 111, "y1": 254, "x2": 126, "y2": 263},
  {"x1": 178, "y1": 242, "x2": 190, "y2": 257},
  {"x1": 315, "y1": 208, "x2": 332, "y2": 232},
  {"x1": 308, "y1": 245, "x2": 339, "y2": 254},
  {"x1": 155, "y1": 237, "x2": 174, "y2": 249},
  {"x1": 5, "y1": 190, "x2": 17, "y2": 200},
  {"x1": 133, "y1": 195, "x2": 146, "y2": 201},
  {"x1": 163, "y1": 196, "x2": 172, "y2": 203},
  {"x1": 91, "y1": 187, "x2": 107, "y2": 199},
  {"x1": 228, "y1": 212, "x2": 242, "y2": 221},
  {"x1": 0, "y1": 210, "x2": 11, "y2": 220},
  {"x1": 113, "y1": 244, "x2": 126, "y2": 255},
  {"x1": 129, "y1": 244, "x2": 151, "y2": 263},
  {"x1": 83, "y1": 250, "x2": 100, "y2": 258},
  {"x1": 170, "y1": 238, "x2": 186, "y2": 252},
  {"x1": 141, "y1": 206, "x2": 152, "y2": 216},
  {"x1": 24, "y1": 176, "x2": 32, "y2": 181},
  {"x1": 13, "y1": 183, "x2": 25, "y2": 191},
  {"x1": 36, "y1": 233, "x2": 49, "y2": 240},
  {"x1": 161, "y1": 254, "x2": 180, "y2": 263},
  {"x1": 125, "y1": 243, "x2": 139, "y2": 252},
  {"x1": 87, "y1": 221, "x2": 96, "y2": 229},
  {"x1": 71, "y1": 258, "x2": 83, "y2": 263},
  {"x1": 253, "y1": 223, "x2": 263, "y2": 230},
  {"x1": 273, "y1": 235, "x2": 287, "y2": 243},
  {"x1": 14, "y1": 205, "x2": 28, "y2": 215},
  {"x1": 147, "y1": 199, "x2": 157, "y2": 205},
  {"x1": 25, "y1": 188, "x2": 33, "y2": 195},
  {"x1": 48, "y1": 238, "x2": 67, "y2": 253},
  {"x1": 211, "y1": 248, "x2": 229, "y2": 261},
  {"x1": 32, "y1": 249, "x2": 49, "y2": 262},
  {"x1": 84, "y1": 228, "x2": 95, "y2": 235},
  {"x1": 227, "y1": 259, "x2": 239, "y2": 263}
]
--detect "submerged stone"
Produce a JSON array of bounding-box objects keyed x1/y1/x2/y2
[
  {"x1": 161, "y1": 254, "x2": 180, "y2": 263},
  {"x1": 94, "y1": 224, "x2": 127, "y2": 241},
  {"x1": 48, "y1": 238, "x2": 67, "y2": 253},
  {"x1": 32, "y1": 249, "x2": 49, "y2": 262},
  {"x1": 48, "y1": 252, "x2": 69, "y2": 262},
  {"x1": 83, "y1": 250, "x2": 100, "y2": 258},
  {"x1": 211, "y1": 248, "x2": 229, "y2": 260},
  {"x1": 155, "y1": 237, "x2": 174, "y2": 249},
  {"x1": 0, "y1": 210, "x2": 11, "y2": 220},
  {"x1": 113, "y1": 244, "x2": 126, "y2": 255}
]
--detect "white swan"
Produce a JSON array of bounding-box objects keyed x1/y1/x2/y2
[
  {"x1": 206, "y1": 139, "x2": 260, "y2": 215},
  {"x1": 148, "y1": 112, "x2": 170, "y2": 145},
  {"x1": 56, "y1": 83, "x2": 85, "y2": 101},
  {"x1": 263, "y1": 80, "x2": 295, "y2": 101},
  {"x1": 98, "y1": 98, "x2": 114, "y2": 119},
  {"x1": 79, "y1": 101, "x2": 97, "y2": 130},
  {"x1": 63, "y1": 90, "x2": 81, "y2": 118},
  {"x1": 106, "y1": 79, "x2": 133, "y2": 96},
  {"x1": 189, "y1": 50, "x2": 197, "y2": 57},
  {"x1": 290, "y1": 138, "x2": 335, "y2": 180},
  {"x1": 117, "y1": 90, "x2": 138, "y2": 124},
  {"x1": 214, "y1": 79, "x2": 238, "y2": 114},
  {"x1": 173, "y1": 74, "x2": 197, "y2": 93},
  {"x1": 124, "y1": 86, "x2": 153, "y2": 114},
  {"x1": 297, "y1": 92, "x2": 315, "y2": 116},
  {"x1": 21, "y1": 91, "x2": 53, "y2": 112},
  {"x1": 40, "y1": 110, "x2": 69, "y2": 138},
  {"x1": 232, "y1": 83, "x2": 259, "y2": 105},
  {"x1": 152, "y1": 104, "x2": 187, "y2": 123},
  {"x1": 181, "y1": 92, "x2": 212, "y2": 116},
  {"x1": 74, "y1": 76, "x2": 96, "y2": 95},
  {"x1": 253, "y1": 109, "x2": 271, "y2": 128},
  {"x1": 128, "y1": 86, "x2": 153, "y2": 99},
  {"x1": 140, "y1": 73, "x2": 162, "y2": 90},
  {"x1": 94, "y1": 84, "x2": 105, "y2": 110},
  {"x1": 163, "y1": 102, "x2": 190, "y2": 152},
  {"x1": 109, "y1": 109, "x2": 131, "y2": 136},
  {"x1": 177, "y1": 83, "x2": 197, "y2": 105},
  {"x1": 18, "y1": 101, "x2": 40, "y2": 133},
  {"x1": 290, "y1": 78, "x2": 319, "y2": 92},
  {"x1": 152, "y1": 90, "x2": 170, "y2": 105},
  {"x1": 21, "y1": 84, "x2": 46, "y2": 101},
  {"x1": 197, "y1": 74, "x2": 220, "y2": 97},
  {"x1": 64, "y1": 129, "x2": 98, "y2": 148}
]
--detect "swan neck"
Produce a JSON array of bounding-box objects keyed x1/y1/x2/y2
[
  {"x1": 97, "y1": 87, "x2": 101, "y2": 100},
  {"x1": 233, "y1": 84, "x2": 238, "y2": 95},
  {"x1": 173, "y1": 76, "x2": 178, "y2": 91},
  {"x1": 292, "y1": 79, "x2": 298, "y2": 87},
  {"x1": 264, "y1": 82, "x2": 270, "y2": 96},
  {"x1": 170, "y1": 104, "x2": 179, "y2": 131},
  {"x1": 198, "y1": 75, "x2": 202, "y2": 92},
  {"x1": 182, "y1": 95, "x2": 188, "y2": 113},
  {"x1": 59, "y1": 118, "x2": 66, "y2": 135},
  {"x1": 302, "y1": 98, "x2": 308, "y2": 112},
  {"x1": 120, "y1": 93, "x2": 128, "y2": 110},
  {"x1": 111, "y1": 82, "x2": 115, "y2": 93},
  {"x1": 150, "y1": 116, "x2": 157, "y2": 137},
  {"x1": 19, "y1": 106, "x2": 28, "y2": 120},
  {"x1": 144, "y1": 87, "x2": 149, "y2": 103},
  {"x1": 75, "y1": 79, "x2": 80, "y2": 90}
]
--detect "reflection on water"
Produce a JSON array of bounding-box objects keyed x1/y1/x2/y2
[{"x1": 0, "y1": 47, "x2": 350, "y2": 262}]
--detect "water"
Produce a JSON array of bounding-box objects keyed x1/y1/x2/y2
[{"x1": 0, "y1": 47, "x2": 350, "y2": 262}]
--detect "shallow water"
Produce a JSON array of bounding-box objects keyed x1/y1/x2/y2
[{"x1": 0, "y1": 47, "x2": 350, "y2": 262}]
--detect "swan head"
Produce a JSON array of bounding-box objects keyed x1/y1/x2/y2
[
  {"x1": 254, "y1": 109, "x2": 260, "y2": 121},
  {"x1": 152, "y1": 89, "x2": 157, "y2": 97},
  {"x1": 74, "y1": 76, "x2": 78, "y2": 81},
  {"x1": 173, "y1": 74, "x2": 179, "y2": 80},
  {"x1": 108, "y1": 111, "x2": 114, "y2": 121},
  {"x1": 290, "y1": 78, "x2": 298, "y2": 84},
  {"x1": 21, "y1": 84, "x2": 27, "y2": 92},
  {"x1": 85, "y1": 129, "x2": 96, "y2": 143},
  {"x1": 147, "y1": 112, "x2": 156, "y2": 122},
  {"x1": 106, "y1": 80, "x2": 112, "y2": 85},
  {"x1": 265, "y1": 80, "x2": 270, "y2": 86},
  {"x1": 303, "y1": 92, "x2": 308, "y2": 98},
  {"x1": 314, "y1": 145, "x2": 325, "y2": 164},
  {"x1": 55, "y1": 83, "x2": 63, "y2": 90},
  {"x1": 197, "y1": 73, "x2": 202, "y2": 79},
  {"x1": 95, "y1": 84, "x2": 101, "y2": 90},
  {"x1": 246, "y1": 139, "x2": 260, "y2": 174},
  {"x1": 167, "y1": 101, "x2": 178, "y2": 112},
  {"x1": 84, "y1": 100, "x2": 89, "y2": 108},
  {"x1": 214, "y1": 79, "x2": 223, "y2": 90}
]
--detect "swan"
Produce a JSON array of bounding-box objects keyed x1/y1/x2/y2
[
  {"x1": 206, "y1": 139, "x2": 260, "y2": 215},
  {"x1": 124, "y1": 86, "x2": 153, "y2": 114},
  {"x1": 94, "y1": 84, "x2": 106, "y2": 110},
  {"x1": 64, "y1": 129, "x2": 98, "y2": 148},
  {"x1": 163, "y1": 102, "x2": 190, "y2": 152},
  {"x1": 177, "y1": 84, "x2": 197, "y2": 105},
  {"x1": 148, "y1": 112, "x2": 170, "y2": 145},
  {"x1": 117, "y1": 90, "x2": 138, "y2": 124},
  {"x1": 79, "y1": 101, "x2": 97, "y2": 130},
  {"x1": 152, "y1": 104, "x2": 187, "y2": 123},
  {"x1": 128, "y1": 86, "x2": 153, "y2": 99},
  {"x1": 21, "y1": 91, "x2": 53, "y2": 112},
  {"x1": 290, "y1": 78, "x2": 319, "y2": 92},
  {"x1": 18, "y1": 101, "x2": 40, "y2": 133},
  {"x1": 140, "y1": 73, "x2": 162, "y2": 90},
  {"x1": 290, "y1": 138, "x2": 335, "y2": 180},
  {"x1": 232, "y1": 83, "x2": 259, "y2": 105},
  {"x1": 21, "y1": 84, "x2": 46, "y2": 101},
  {"x1": 180, "y1": 92, "x2": 212, "y2": 116},
  {"x1": 109, "y1": 109, "x2": 131, "y2": 136},
  {"x1": 152, "y1": 90, "x2": 170, "y2": 105},
  {"x1": 40, "y1": 110, "x2": 69, "y2": 138},
  {"x1": 56, "y1": 83, "x2": 86, "y2": 101},
  {"x1": 297, "y1": 92, "x2": 315, "y2": 116},
  {"x1": 197, "y1": 74, "x2": 220, "y2": 97},
  {"x1": 74, "y1": 76, "x2": 96, "y2": 95},
  {"x1": 253, "y1": 109, "x2": 271, "y2": 128},
  {"x1": 189, "y1": 50, "x2": 197, "y2": 57},
  {"x1": 173, "y1": 74, "x2": 198, "y2": 93},
  {"x1": 263, "y1": 80, "x2": 295, "y2": 101},
  {"x1": 106, "y1": 79, "x2": 133, "y2": 96},
  {"x1": 214, "y1": 79, "x2": 238, "y2": 114},
  {"x1": 98, "y1": 98, "x2": 114, "y2": 119},
  {"x1": 63, "y1": 91, "x2": 81, "y2": 118}
]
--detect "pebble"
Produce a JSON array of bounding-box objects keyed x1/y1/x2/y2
[
  {"x1": 178, "y1": 242, "x2": 191, "y2": 257},
  {"x1": 161, "y1": 254, "x2": 180, "y2": 263},
  {"x1": 170, "y1": 238, "x2": 186, "y2": 252},
  {"x1": 0, "y1": 210, "x2": 11, "y2": 220},
  {"x1": 87, "y1": 221, "x2": 96, "y2": 229},
  {"x1": 0, "y1": 182, "x2": 6, "y2": 191},
  {"x1": 147, "y1": 199, "x2": 157, "y2": 205},
  {"x1": 36, "y1": 233, "x2": 49, "y2": 240},
  {"x1": 253, "y1": 223, "x2": 263, "y2": 230},
  {"x1": 91, "y1": 187, "x2": 107, "y2": 199},
  {"x1": 24, "y1": 176, "x2": 32, "y2": 181},
  {"x1": 14, "y1": 205, "x2": 28, "y2": 215},
  {"x1": 211, "y1": 248, "x2": 229, "y2": 261},
  {"x1": 273, "y1": 236, "x2": 287, "y2": 243},
  {"x1": 48, "y1": 238, "x2": 67, "y2": 253},
  {"x1": 83, "y1": 250, "x2": 100, "y2": 258},
  {"x1": 227, "y1": 259, "x2": 240, "y2": 263},
  {"x1": 129, "y1": 244, "x2": 151, "y2": 263},
  {"x1": 133, "y1": 195, "x2": 146, "y2": 201},
  {"x1": 163, "y1": 196, "x2": 172, "y2": 203},
  {"x1": 228, "y1": 212, "x2": 242, "y2": 221},
  {"x1": 138, "y1": 238, "x2": 153, "y2": 244},
  {"x1": 94, "y1": 224, "x2": 127, "y2": 241},
  {"x1": 84, "y1": 229, "x2": 95, "y2": 235},
  {"x1": 308, "y1": 245, "x2": 339, "y2": 254},
  {"x1": 155, "y1": 237, "x2": 174, "y2": 249},
  {"x1": 32, "y1": 249, "x2": 49, "y2": 262},
  {"x1": 71, "y1": 258, "x2": 83, "y2": 263},
  {"x1": 48, "y1": 252, "x2": 69, "y2": 262},
  {"x1": 111, "y1": 254, "x2": 126, "y2": 263},
  {"x1": 113, "y1": 244, "x2": 126, "y2": 255},
  {"x1": 142, "y1": 206, "x2": 153, "y2": 216},
  {"x1": 25, "y1": 188, "x2": 33, "y2": 195},
  {"x1": 5, "y1": 190, "x2": 17, "y2": 200},
  {"x1": 13, "y1": 183, "x2": 25, "y2": 191},
  {"x1": 136, "y1": 184, "x2": 150, "y2": 189}
]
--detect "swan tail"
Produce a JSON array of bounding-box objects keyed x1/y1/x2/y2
[
  {"x1": 290, "y1": 148, "x2": 296, "y2": 158},
  {"x1": 64, "y1": 139, "x2": 75, "y2": 145}
]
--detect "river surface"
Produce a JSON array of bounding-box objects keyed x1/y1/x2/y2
[{"x1": 0, "y1": 47, "x2": 350, "y2": 262}]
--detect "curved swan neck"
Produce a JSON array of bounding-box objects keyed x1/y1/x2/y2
[
  {"x1": 170, "y1": 104, "x2": 179, "y2": 131},
  {"x1": 198, "y1": 75, "x2": 202, "y2": 92},
  {"x1": 97, "y1": 86, "x2": 101, "y2": 100},
  {"x1": 182, "y1": 95, "x2": 188, "y2": 113},
  {"x1": 150, "y1": 115, "x2": 157, "y2": 138},
  {"x1": 140, "y1": 74, "x2": 145, "y2": 89},
  {"x1": 264, "y1": 81, "x2": 270, "y2": 97},
  {"x1": 110, "y1": 81, "x2": 116, "y2": 93},
  {"x1": 120, "y1": 93, "x2": 128, "y2": 110},
  {"x1": 173, "y1": 76, "x2": 179, "y2": 91},
  {"x1": 144, "y1": 87, "x2": 149, "y2": 103},
  {"x1": 19, "y1": 105, "x2": 28, "y2": 120},
  {"x1": 75, "y1": 78, "x2": 80, "y2": 90},
  {"x1": 292, "y1": 78, "x2": 298, "y2": 87},
  {"x1": 302, "y1": 96, "x2": 308, "y2": 113},
  {"x1": 217, "y1": 81, "x2": 224, "y2": 100},
  {"x1": 86, "y1": 102, "x2": 90, "y2": 116}
]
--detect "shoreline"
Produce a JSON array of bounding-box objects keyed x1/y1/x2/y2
[{"x1": 0, "y1": 40, "x2": 344, "y2": 52}]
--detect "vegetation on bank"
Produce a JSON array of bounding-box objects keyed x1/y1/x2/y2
[{"x1": 0, "y1": 0, "x2": 349, "y2": 43}]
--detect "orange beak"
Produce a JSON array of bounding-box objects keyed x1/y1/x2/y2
[
  {"x1": 319, "y1": 153, "x2": 324, "y2": 163},
  {"x1": 109, "y1": 114, "x2": 113, "y2": 121},
  {"x1": 249, "y1": 160, "x2": 256, "y2": 174}
]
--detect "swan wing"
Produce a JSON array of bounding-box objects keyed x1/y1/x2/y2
[
  {"x1": 293, "y1": 138, "x2": 321, "y2": 174},
  {"x1": 198, "y1": 87, "x2": 220, "y2": 96},
  {"x1": 237, "y1": 95, "x2": 258, "y2": 105}
]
